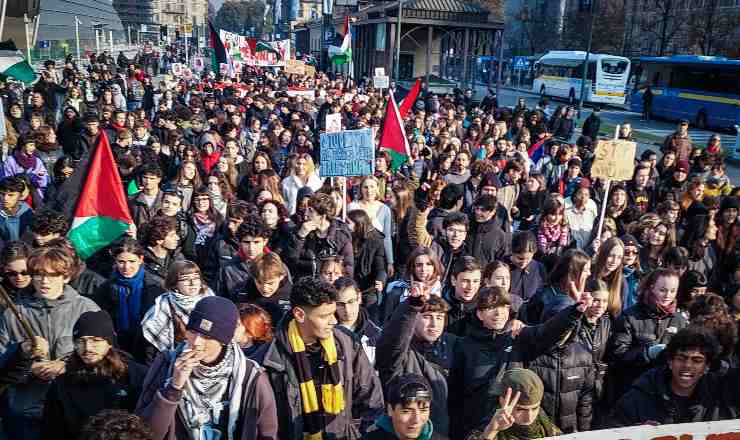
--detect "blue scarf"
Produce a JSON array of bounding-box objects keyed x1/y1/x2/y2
[{"x1": 114, "y1": 267, "x2": 146, "y2": 333}]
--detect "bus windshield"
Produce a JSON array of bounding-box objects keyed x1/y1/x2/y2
[{"x1": 600, "y1": 58, "x2": 629, "y2": 75}]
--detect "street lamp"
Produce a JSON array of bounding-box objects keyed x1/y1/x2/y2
[
  {"x1": 394, "y1": 0, "x2": 405, "y2": 84},
  {"x1": 577, "y1": 0, "x2": 596, "y2": 116}
]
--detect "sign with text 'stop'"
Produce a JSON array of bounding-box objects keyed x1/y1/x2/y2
[{"x1": 320, "y1": 129, "x2": 375, "y2": 177}]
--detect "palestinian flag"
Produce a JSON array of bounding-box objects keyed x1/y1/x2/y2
[
  {"x1": 0, "y1": 40, "x2": 36, "y2": 84},
  {"x1": 328, "y1": 16, "x2": 351, "y2": 65},
  {"x1": 379, "y1": 93, "x2": 411, "y2": 171},
  {"x1": 399, "y1": 78, "x2": 421, "y2": 118},
  {"x1": 208, "y1": 21, "x2": 228, "y2": 73},
  {"x1": 68, "y1": 132, "x2": 134, "y2": 260}
]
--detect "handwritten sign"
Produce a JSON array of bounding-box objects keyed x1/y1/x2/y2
[
  {"x1": 285, "y1": 59, "x2": 306, "y2": 75},
  {"x1": 543, "y1": 419, "x2": 740, "y2": 440},
  {"x1": 171, "y1": 63, "x2": 183, "y2": 76},
  {"x1": 319, "y1": 129, "x2": 375, "y2": 177},
  {"x1": 495, "y1": 121, "x2": 507, "y2": 134},
  {"x1": 591, "y1": 139, "x2": 637, "y2": 181},
  {"x1": 326, "y1": 113, "x2": 342, "y2": 133},
  {"x1": 305, "y1": 65, "x2": 316, "y2": 77}
]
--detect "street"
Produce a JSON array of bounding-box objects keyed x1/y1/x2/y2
[{"x1": 496, "y1": 88, "x2": 740, "y2": 183}]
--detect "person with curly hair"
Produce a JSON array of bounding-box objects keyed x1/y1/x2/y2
[
  {"x1": 262, "y1": 276, "x2": 383, "y2": 440},
  {"x1": 79, "y1": 410, "x2": 153, "y2": 440},
  {"x1": 215, "y1": 215, "x2": 272, "y2": 299}
]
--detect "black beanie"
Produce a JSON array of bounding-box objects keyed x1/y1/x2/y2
[
  {"x1": 73, "y1": 310, "x2": 117, "y2": 347},
  {"x1": 186, "y1": 296, "x2": 239, "y2": 345}
]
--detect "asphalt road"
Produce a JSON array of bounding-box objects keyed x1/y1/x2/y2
[{"x1": 496, "y1": 88, "x2": 740, "y2": 183}]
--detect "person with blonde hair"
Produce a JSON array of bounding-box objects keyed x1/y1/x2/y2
[{"x1": 281, "y1": 153, "x2": 324, "y2": 214}]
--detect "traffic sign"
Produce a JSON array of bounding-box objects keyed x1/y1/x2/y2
[
  {"x1": 38, "y1": 40, "x2": 50, "y2": 49},
  {"x1": 512, "y1": 56, "x2": 530, "y2": 70}
]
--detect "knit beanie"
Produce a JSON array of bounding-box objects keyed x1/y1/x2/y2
[
  {"x1": 493, "y1": 368, "x2": 545, "y2": 406},
  {"x1": 73, "y1": 310, "x2": 117, "y2": 347},
  {"x1": 186, "y1": 296, "x2": 239, "y2": 345}
]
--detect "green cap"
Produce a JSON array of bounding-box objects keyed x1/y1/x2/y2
[{"x1": 493, "y1": 368, "x2": 544, "y2": 406}]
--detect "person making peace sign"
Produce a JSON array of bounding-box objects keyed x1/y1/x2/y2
[{"x1": 468, "y1": 368, "x2": 562, "y2": 440}]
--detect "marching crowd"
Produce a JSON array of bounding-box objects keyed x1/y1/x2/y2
[{"x1": 0, "y1": 52, "x2": 737, "y2": 440}]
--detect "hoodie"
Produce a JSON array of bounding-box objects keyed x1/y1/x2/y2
[{"x1": 0, "y1": 202, "x2": 33, "y2": 243}]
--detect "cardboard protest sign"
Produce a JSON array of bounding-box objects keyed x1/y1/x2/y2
[
  {"x1": 319, "y1": 129, "x2": 375, "y2": 177},
  {"x1": 305, "y1": 65, "x2": 316, "y2": 77},
  {"x1": 495, "y1": 121, "x2": 507, "y2": 134},
  {"x1": 590, "y1": 139, "x2": 637, "y2": 181},
  {"x1": 374, "y1": 75, "x2": 389, "y2": 89},
  {"x1": 285, "y1": 59, "x2": 306, "y2": 75},
  {"x1": 326, "y1": 113, "x2": 342, "y2": 133},
  {"x1": 171, "y1": 63, "x2": 183, "y2": 76}
]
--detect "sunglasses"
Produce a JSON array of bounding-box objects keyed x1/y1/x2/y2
[
  {"x1": 624, "y1": 250, "x2": 638, "y2": 256},
  {"x1": 4, "y1": 270, "x2": 29, "y2": 277}
]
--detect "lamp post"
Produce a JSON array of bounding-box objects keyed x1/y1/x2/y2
[
  {"x1": 74, "y1": 16, "x2": 81, "y2": 64},
  {"x1": 577, "y1": 0, "x2": 596, "y2": 116},
  {"x1": 394, "y1": 0, "x2": 404, "y2": 84}
]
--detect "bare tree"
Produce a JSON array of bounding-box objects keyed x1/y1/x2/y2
[
  {"x1": 685, "y1": 0, "x2": 740, "y2": 55},
  {"x1": 639, "y1": 0, "x2": 686, "y2": 56},
  {"x1": 561, "y1": 0, "x2": 626, "y2": 53}
]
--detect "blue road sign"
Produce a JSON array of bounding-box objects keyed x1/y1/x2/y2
[
  {"x1": 513, "y1": 56, "x2": 530, "y2": 70},
  {"x1": 38, "y1": 40, "x2": 50, "y2": 49}
]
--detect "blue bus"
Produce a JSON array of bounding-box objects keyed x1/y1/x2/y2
[{"x1": 630, "y1": 55, "x2": 740, "y2": 130}]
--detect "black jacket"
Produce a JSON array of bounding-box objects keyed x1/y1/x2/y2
[
  {"x1": 581, "y1": 114, "x2": 601, "y2": 141},
  {"x1": 608, "y1": 301, "x2": 688, "y2": 400},
  {"x1": 608, "y1": 366, "x2": 740, "y2": 427},
  {"x1": 41, "y1": 356, "x2": 148, "y2": 440},
  {"x1": 507, "y1": 258, "x2": 547, "y2": 304},
  {"x1": 353, "y1": 230, "x2": 388, "y2": 293},
  {"x1": 216, "y1": 256, "x2": 253, "y2": 300},
  {"x1": 92, "y1": 271, "x2": 165, "y2": 359},
  {"x1": 448, "y1": 304, "x2": 583, "y2": 439},
  {"x1": 465, "y1": 217, "x2": 510, "y2": 268},
  {"x1": 527, "y1": 325, "x2": 595, "y2": 433},
  {"x1": 283, "y1": 219, "x2": 354, "y2": 279},
  {"x1": 376, "y1": 300, "x2": 460, "y2": 435},
  {"x1": 442, "y1": 288, "x2": 478, "y2": 337},
  {"x1": 128, "y1": 191, "x2": 163, "y2": 228},
  {"x1": 233, "y1": 277, "x2": 293, "y2": 328},
  {"x1": 201, "y1": 224, "x2": 239, "y2": 285},
  {"x1": 262, "y1": 320, "x2": 384, "y2": 440}
]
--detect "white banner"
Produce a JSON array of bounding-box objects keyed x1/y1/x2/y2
[{"x1": 544, "y1": 419, "x2": 740, "y2": 440}]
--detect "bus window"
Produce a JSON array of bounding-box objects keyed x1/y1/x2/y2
[{"x1": 601, "y1": 59, "x2": 628, "y2": 75}]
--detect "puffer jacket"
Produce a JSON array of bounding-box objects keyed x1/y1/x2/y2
[
  {"x1": 465, "y1": 216, "x2": 510, "y2": 268},
  {"x1": 448, "y1": 304, "x2": 583, "y2": 439},
  {"x1": 283, "y1": 219, "x2": 354, "y2": 279},
  {"x1": 527, "y1": 327, "x2": 595, "y2": 433},
  {"x1": 0, "y1": 286, "x2": 100, "y2": 439},
  {"x1": 262, "y1": 320, "x2": 384, "y2": 440},
  {"x1": 376, "y1": 300, "x2": 460, "y2": 435},
  {"x1": 608, "y1": 301, "x2": 688, "y2": 400},
  {"x1": 201, "y1": 224, "x2": 239, "y2": 285},
  {"x1": 608, "y1": 366, "x2": 740, "y2": 427}
]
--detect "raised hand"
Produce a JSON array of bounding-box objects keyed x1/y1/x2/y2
[
  {"x1": 171, "y1": 347, "x2": 202, "y2": 390},
  {"x1": 483, "y1": 387, "x2": 522, "y2": 438}
]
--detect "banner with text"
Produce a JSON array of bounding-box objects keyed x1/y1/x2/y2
[
  {"x1": 543, "y1": 419, "x2": 740, "y2": 440},
  {"x1": 320, "y1": 129, "x2": 375, "y2": 177},
  {"x1": 219, "y1": 30, "x2": 290, "y2": 66}
]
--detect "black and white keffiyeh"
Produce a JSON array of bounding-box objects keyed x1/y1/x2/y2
[{"x1": 141, "y1": 289, "x2": 214, "y2": 352}]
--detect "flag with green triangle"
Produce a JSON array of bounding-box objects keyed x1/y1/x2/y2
[
  {"x1": 68, "y1": 132, "x2": 134, "y2": 260},
  {"x1": 328, "y1": 16, "x2": 351, "y2": 65}
]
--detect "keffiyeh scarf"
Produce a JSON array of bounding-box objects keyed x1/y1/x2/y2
[{"x1": 141, "y1": 289, "x2": 214, "y2": 351}]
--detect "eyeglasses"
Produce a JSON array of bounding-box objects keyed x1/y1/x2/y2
[
  {"x1": 4, "y1": 270, "x2": 29, "y2": 277},
  {"x1": 177, "y1": 276, "x2": 201, "y2": 285},
  {"x1": 31, "y1": 272, "x2": 64, "y2": 280},
  {"x1": 446, "y1": 228, "x2": 467, "y2": 236},
  {"x1": 624, "y1": 250, "x2": 638, "y2": 256}
]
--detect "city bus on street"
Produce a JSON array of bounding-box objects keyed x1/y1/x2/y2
[
  {"x1": 630, "y1": 55, "x2": 740, "y2": 130},
  {"x1": 533, "y1": 51, "x2": 631, "y2": 105}
]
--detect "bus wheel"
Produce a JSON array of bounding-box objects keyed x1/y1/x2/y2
[
  {"x1": 568, "y1": 89, "x2": 576, "y2": 104},
  {"x1": 540, "y1": 85, "x2": 546, "y2": 99},
  {"x1": 696, "y1": 110, "x2": 708, "y2": 130}
]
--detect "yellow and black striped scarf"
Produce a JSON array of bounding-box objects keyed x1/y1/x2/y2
[{"x1": 287, "y1": 319, "x2": 345, "y2": 440}]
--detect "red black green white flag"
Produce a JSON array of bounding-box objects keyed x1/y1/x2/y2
[
  {"x1": 379, "y1": 93, "x2": 411, "y2": 171},
  {"x1": 68, "y1": 132, "x2": 133, "y2": 260}
]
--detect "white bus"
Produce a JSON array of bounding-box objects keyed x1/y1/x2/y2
[{"x1": 532, "y1": 51, "x2": 631, "y2": 105}]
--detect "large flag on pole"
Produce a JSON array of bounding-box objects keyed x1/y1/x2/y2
[
  {"x1": 68, "y1": 133, "x2": 134, "y2": 260},
  {"x1": 399, "y1": 78, "x2": 421, "y2": 118},
  {"x1": 328, "y1": 16, "x2": 351, "y2": 65},
  {"x1": 0, "y1": 40, "x2": 36, "y2": 84},
  {"x1": 208, "y1": 21, "x2": 228, "y2": 73},
  {"x1": 379, "y1": 93, "x2": 411, "y2": 171}
]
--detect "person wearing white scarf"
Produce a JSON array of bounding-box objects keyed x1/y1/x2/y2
[{"x1": 141, "y1": 288, "x2": 214, "y2": 354}]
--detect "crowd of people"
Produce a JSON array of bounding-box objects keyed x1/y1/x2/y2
[{"x1": 0, "y1": 51, "x2": 738, "y2": 440}]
